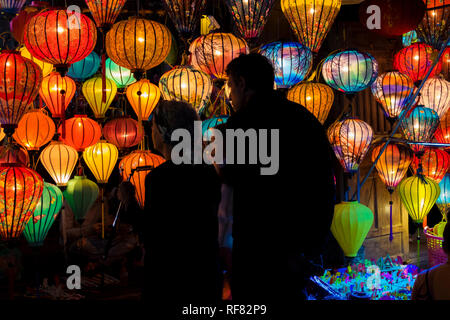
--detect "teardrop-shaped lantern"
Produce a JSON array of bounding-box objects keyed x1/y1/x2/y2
[
  {"x1": 83, "y1": 140, "x2": 119, "y2": 184},
  {"x1": 20, "y1": 46, "x2": 53, "y2": 78},
  {"x1": 435, "y1": 109, "x2": 450, "y2": 147},
  {"x1": 67, "y1": 51, "x2": 101, "y2": 81},
  {"x1": 57, "y1": 115, "x2": 102, "y2": 152},
  {"x1": 23, "y1": 182, "x2": 63, "y2": 247},
  {"x1": 411, "y1": 148, "x2": 450, "y2": 183},
  {"x1": 322, "y1": 49, "x2": 378, "y2": 94},
  {"x1": 259, "y1": 41, "x2": 313, "y2": 88},
  {"x1": 82, "y1": 76, "x2": 118, "y2": 118},
  {"x1": 103, "y1": 116, "x2": 143, "y2": 150},
  {"x1": 13, "y1": 109, "x2": 55, "y2": 151},
  {"x1": 40, "y1": 141, "x2": 78, "y2": 186},
  {"x1": 63, "y1": 174, "x2": 99, "y2": 222},
  {"x1": 0, "y1": 164, "x2": 44, "y2": 240},
  {"x1": 126, "y1": 79, "x2": 160, "y2": 120},
  {"x1": 0, "y1": 144, "x2": 29, "y2": 166},
  {"x1": 202, "y1": 115, "x2": 229, "y2": 140},
  {"x1": 330, "y1": 201, "x2": 374, "y2": 257},
  {"x1": 162, "y1": 0, "x2": 207, "y2": 38},
  {"x1": 85, "y1": 0, "x2": 127, "y2": 29},
  {"x1": 281, "y1": 0, "x2": 342, "y2": 53},
  {"x1": 105, "y1": 58, "x2": 136, "y2": 89},
  {"x1": 419, "y1": 77, "x2": 450, "y2": 119},
  {"x1": 416, "y1": 0, "x2": 450, "y2": 49},
  {"x1": 327, "y1": 118, "x2": 374, "y2": 173},
  {"x1": 39, "y1": 72, "x2": 76, "y2": 119},
  {"x1": 371, "y1": 71, "x2": 416, "y2": 119},
  {"x1": 436, "y1": 173, "x2": 450, "y2": 218},
  {"x1": 159, "y1": 66, "x2": 213, "y2": 113},
  {"x1": 287, "y1": 82, "x2": 334, "y2": 124}
]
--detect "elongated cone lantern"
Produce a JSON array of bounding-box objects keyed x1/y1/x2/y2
[
  {"x1": 67, "y1": 51, "x2": 101, "y2": 81},
  {"x1": 13, "y1": 109, "x2": 55, "y2": 151},
  {"x1": 105, "y1": 58, "x2": 136, "y2": 89},
  {"x1": 20, "y1": 46, "x2": 53, "y2": 78},
  {"x1": 411, "y1": 148, "x2": 450, "y2": 183},
  {"x1": 83, "y1": 140, "x2": 118, "y2": 184},
  {"x1": 435, "y1": 110, "x2": 450, "y2": 147},
  {"x1": 192, "y1": 32, "x2": 249, "y2": 80},
  {"x1": 106, "y1": 17, "x2": 171, "y2": 80},
  {"x1": 0, "y1": 164, "x2": 44, "y2": 240},
  {"x1": 416, "y1": 0, "x2": 450, "y2": 49},
  {"x1": 39, "y1": 72, "x2": 76, "y2": 119},
  {"x1": 126, "y1": 79, "x2": 160, "y2": 120},
  {"x1": 281, "y1": 0, "x2": 342, "y2": 53},
  {"x1": 225, "y1": 0, "x2": 276, "y2": 41},
  {"x1": 159, "y1": 66, "x2": 213, "y2": 113},
  {"x1": 371, "y1": 142, "x2": 413, "y2": 241},
  {"x1": 162, "y1": 0, "x2": 207, "y2": 38},
  {"x1": 436, "y1": 173, "x2": 450, "y2": 219},
  {"x1": 85, "y1": 0, "x2": 127, "y2": 29},
  {"x1": 322, "y1": 49, "x2": 378, "y2": 94},
  {"x1": 119, "y1": 150, "x2": 165, "y2": 207},
  {"x1": 287, "y1": 82, "x2": 334, "y2": 124},
  {"x1": 0, "y1": 143, "x2": 29, "y2": 166},
  {"x1": 327, "y1": 118, "x2": 374, "y2": 173},
  {"x1": 82, "y1": 76, "x2": 117, "y2": 118},
  {"x1": 330, "y1": 201, "x2": 374, "y2": 257},
  {"x1": 0, "y1": 51, "x2": 42, "y2": 136},
  {"x1": 400, "y1": 106, "x2": 440, "y2": 153},
  {"x1": 103, "y1": 116, "x2": 143, "y2": 150},
  {"x1": 371, "y1": 71, "x2": 416, "y2": 120},
  {"x1": 63, "y1": 173, "x2": 99, "y2": 222},
  {"x1": 58, "y1": 115, "x2": 101, "y2": 152},
  {"x1": 419, "y1": 77, "x2": 450, "y2": 119},
  {"x1": 260, "y1": 41, "x2": 313, "y2": 88},
  {"x1": 23, "y1": 182, "x2": 63, "y2": 247},
  {"x1": 24, "y1": 9, "x2": 97, "y2": 76},
  {"x1": 40, "y1": 141, "x2": 78, "y2": 186}
]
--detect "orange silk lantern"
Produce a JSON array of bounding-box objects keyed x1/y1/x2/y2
[
  {"x1": 435, "y1": 110, "x2": 450, "y2": 147},
  {"x1": 40, "y1": 141, "x2": 78, "y2": 186},
  {"x1": 39, "y1": 72, "x2": 76, "y2": 119},
  {"x1": 126, "y1": 79, "x2": 160, "y2": 120},
  {"x1": 20, "y1": 46, "x2": 53, "y2": 78},
  {"x1": 411, "y1": 148, "x2": 450, "y2": 183},
  {"x1": 103, "y1": 116, "x2": 143, "y2": 150},
  {"x1": 85, "y1": 0, "x2": 127, "y2": 29},
  {"x1": 57, "y1": 115, "x2": 102, "y2": 152},
  {"x1": 13, "y1": 109, "x2": 55, "y2": 151}
]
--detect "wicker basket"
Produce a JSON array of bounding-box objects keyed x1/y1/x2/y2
[{"x1": 424, "y1": 227, "x2": 448, "y2": 267}]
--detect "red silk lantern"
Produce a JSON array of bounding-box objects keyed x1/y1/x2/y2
[
  {"x1": 441, "y1": 47, "x2": 450, "y2": 81},
  {"x1": 0, "y1": 164, "x2": 44, "y2": 240},
  {"x1": 58, "y1": 115, "x2": 102, "y2": 152},
  {"x1": 103, "y1": 116, "x2": 143, "y2": 150},
  {"x1": 0, "y1": 51, "x2": 42, "y2": 136},
  {"x1": 0, "y1": 144, "x2": 29, "y2": 166},
  {"x1": 10, "y1": 1, "x2": 49, "y2": 44},
  {"x1": 39, "y1": 72, "x2": 76, "y2": 118},
  {"x1": 24, "y1": 9, "x2": 97, "y2": 76},
  {"x1": 435, "y1": 110, "x2": 450, "y2": 147},
  {"x1": 411, "y1": 148, "x2": 450, "y2": 182},
  {"x1": 13, "y1": 109, "x2": 55, "y2": 151},
  {"x1": 85, "y1": 0, "x2": 127, "y2": 29}
]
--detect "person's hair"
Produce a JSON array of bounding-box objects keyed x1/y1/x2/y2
[
  {"x1": 153, "y1": 100, "x2": 200, "y2": 147},
  {"x1": 225, "y1": 53, "x2": 274, "y2": 93},
  {"x1": 442, "y1": 220, "x2": 450, "y2": 254}
]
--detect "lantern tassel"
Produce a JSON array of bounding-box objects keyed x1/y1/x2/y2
[{"x1": 389, "y1": 197, "x2": 393, "y2": 242}]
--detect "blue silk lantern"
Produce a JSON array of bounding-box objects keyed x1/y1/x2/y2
[
  {"x1": 67, "y1": 51, "x2": 101, "y2": 81},
  {"x1": 322, "y1": 49, "x2": 378, "y2": 94},
  {"x1": 23, "y1": 182, "x2": 63, "y2": 247},
  {"x1": 436, "y1": 173, "x2": 450, "y2": 218},
  {"x1": 202, "y1": 115, "x2": 229, "y2": 140},
  {"x1": 260, "y1": 41, "x2": 313, "y2": 88}
]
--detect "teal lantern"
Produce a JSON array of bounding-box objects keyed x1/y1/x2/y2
[
  {"x1": 23, "y1": 182, "x2": 63, "y2": 247},
  {"x1": 105, "y1": 58, "x2": 136, "y2": 89},
  {"x1": 63, "y1": 174, "x2": 99, "y2": 222},
  {"x1": 436, "y1": 173, "x2": 450, "y2": 218},
  {"x1": 67, "y1": 51, "x2": 101, "y2": 81},
  {"x1": 202, "y1": 116, "x2": 229, "y2": 140}
]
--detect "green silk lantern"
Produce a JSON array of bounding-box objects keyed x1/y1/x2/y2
[
  {"x1": 330, "y1": 201, "x2": 374, "y2": 257},
  {"x1": 23, "y1": 182, "x2": 63, "y2": 247},
  {"x1": 105, "y1": 58, "x2": 136, "y2": 89},
  {"x1": 63, "y1": 175, "x2": 99, "y2": 222}
]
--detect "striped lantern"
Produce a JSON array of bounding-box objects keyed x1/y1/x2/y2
[
  {"x1": 126, "y1": 79, "x2": 161, "y2": 120},
  {"x1": 411, "y1": 148, "x2": 450, "y2": 183},
  {"x1": 40, "y1": 141, "x2": 78, "y2": 187},
  {"x1": 13, "y1": 109, "x2": 55, "y2": 151},
  {"x1": 419, "y1": 77, "x2": 450, "y2": 119},
  {"x1": 83, "y1": 140, "x2": 119, "y2": 184},
  {"x1": 58, "y1": 115, "x2": 102, "y2": 152},
  {"x1": 39, "y1": 72, "x2": 76, "y2": 119},
  {"x1": 103, "y1": 116, "x2": 144, "y2": 150},
  {"x1": 85, "y1": 0, "x2": 127, "y2": 29},
  {"x1": 82, "y1": 76, "x2": 118, "y2": 118},
  {"x1": 416, "y1": 0, "x2": 450, "y2": 49},
  {"x1": 435, "y1": 110, "x2": 450, "y2": 147},
  {"x1": 162, "y1": 0, "x2": 207, "y2": 38}
]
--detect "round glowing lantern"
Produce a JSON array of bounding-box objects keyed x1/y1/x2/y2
[
  {"x1": 57, "y1": 115, "x2": 102, "y2": 152},
  {"x1": 436, "y1": 173, "x2": 450, "y2": 218},
  {"x1": 83, "y1": 140, "x2": 119, "y2": 184},
  {"x1": 0, "y1": 143, "x2": 29, "y2": 166},
  {"x1": 0, "y1": 164, "x2": 44, "y2": 240},
  {"x1": 85, "y1": 0, "x2": 127, "y2": 29},
  {"x1": 106, "y1": 17, "x2": 171, "y2": 80},
  {"x1": 394, "y1": 43, "x2": 442, "y2": 84},
  {"x1": 327, "y1": 118, "x2": 374, "y2": 173},
  {"x1": 63, "y1": 173, "x2": 99, "y2": 222},
  {"x1": 330, "y1": 201, "x2": 374, "y2": 257},
  {"x1": 441, "y1": 47, "x2": 450, "y2": 81},
  {"x1": 0, "y1": 0, "x2": 26, "y2": 14},
  {"x1": 287, "y1": 82, "x2": 334, "y2": 124},
  {"x1": 192, "y1": 32, "x2": 249, "y2": 80},
  {"x1": 419, "y1": 77, "x2": 450, "y2": 118},
  {"x1": 23, "y1": 9, "x2": 97, "y2": 76},
  {"x1": 202, "y1": 116, "x2": 229, "y2": 140},
  {"x1": 119, "y1": 150, "x2": 165, "y2": 207},
  {"x1": 162, "y1": 0, "x2": 207, "y2": 38},
  {"x1": 398, "y1": 174, "x2": 440, "y2": 223},
  {"x1": 23, "y1": 182, "x2": 63, "y2": 247},
  {"x1": 400, "y1": 106, "x2": 440, "y2": 153},
  {"x1": 416, "y1": 0, "x2": 450, "y2": 49},
  {"x1": 10, "y1": 1, "x2": 48, "y2": 44},
  {"x1": 159, "y1": 66, "x2": 213, "y2": 113},
  {"x1": 371, "y1": 71, "x2": 416, "y2": 120},
  {"x1": 435, "y1": 109, "x2": 450, "y2": 147},
  {"x1": 82, "y1": 76, "x2": 118, "y2": 118},
  {"x1": 20, "y1": 46, "x2": 53, "y2": 78},
  {"x1": 126, "y1": 79, "x2": 160, "y2": 120},
  {"x1": 281, "y1": 0, "x2": 342, "y2": 53},
  {"x1": 0, "y1": 51, "x2": 42, "y2": 135},
  {"x1": 40, "y1": 141, "x2": 78, "y2": 186},
  {"x1": 225, "y1": 0, "x2": 276, "y2": 40},
  {"x1": 322, "y1": 50, "x2": 378, "y2": 94},
  {"x1": 39, "y1": 72, "x2": 76, "y2": 118},
  {"x1": 13, "y1": 109, "x2": 55, "y2": 151},
  {"x1": 103, "y1": 116, "x2": 143, "y2": 150},
  {"x1": 403, "y1": 31, "x2": 419, "y2": 47},
  {"x1": 259, "y1": 42, "x2": 313, "y2": 88},
  {"x1": 67, "y1": 51, "x2": 101, "y2": 81},
  {"x1": 411, "y1": 148, "x2": 450, "y2": 182},
  {"x1": 358, "y1": 0, "x2": 425, "y2": 37},
  {"x1": 105, "y1": 58, "x2": 136, "y2": 89}
]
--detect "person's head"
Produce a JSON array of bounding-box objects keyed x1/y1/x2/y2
[
  {"x1": 118, "y1": 181, "x2": 136, "y2": 203},
  {"x1": 442, "y1": 221, "x2": 450, "y2": 256},
  {"x1": 225, "y1": 53, "x2": 275, "y2": 111}
]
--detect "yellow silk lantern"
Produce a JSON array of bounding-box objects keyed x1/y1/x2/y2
[
  {"x1": 126, "y1": 79, "x2": 161, "y2": 120},
  {"x1": 20, "y1": 46, "x2": 53, "y2": 77},
  {"x1": 82, "y1": 76, "x2": 118, "y2": 118},
  {"x1": 40, "y1": 141, "x2": 78, "y2": 186},
  {"x1": 82, "y1": 140, "x2": 119, "y2": 184}
]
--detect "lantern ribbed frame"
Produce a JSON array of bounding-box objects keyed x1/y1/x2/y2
[
  {"x1": 416, "y1": 0, "x2": 450, "y2": 49},
  {"x1": 435, "y1": 109, "x2": 450, "y2": 147},
  {"x1": 419, "y1": 77, "x2": 450, "y2": 119},
  {"x1": 105, "y1": 58, "x2": 136, "y2": 89},
  {"x1": 0, "y1": 144, "x2": 29, "y2": 166},
  {"x1": 126, "y1": 79, "x2": 160, "y2": 120},
  {"x1": 39, "y1": 72, "x2": 76, "y2": 118},
  {"x1": 13, "y1": 109, "x2": 55, "y2": 151},
  {"x1": 40, "y1": 141, "x2": 78, "y2": 187},
  {"x1": 67, "y1": 51, "x2": 101, "y2": 81},
  {"x1": 20, "y1": 47, "x2": 53, "y2": 77},
  {"x1": 58, "y1": 115, "x2": 102, "y2": 152},
  {"x1": 83, "y1": 140, "x2": 118, "y2": 184},
  {"x1": 85, "y1": 0, "x2": 127, "y2": 28},
  {"x1": 0, "y1": 0, "x2": 26, "y2": 14},
  {"x1": 411, "y1": 148, "x2": 450, "y2": 183},
  {"x1": 162, "y1": 0, "x2": 207, "y2": 38},
  {"x1": 103, "y1": 116, "x2": 143, "y2": 150},
  {"x1": 441, "y1": 47, "x2": 450, "y2": 81},
  {"x1": 82, "y1": 76, "x2": 118, "y2": 118}
]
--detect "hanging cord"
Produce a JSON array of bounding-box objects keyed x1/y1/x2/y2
[{"x1": 388, "y1": 189, "x2": 394, "y2": 242}]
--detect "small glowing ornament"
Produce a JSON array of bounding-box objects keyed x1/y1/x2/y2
[
  {"x1": 287, "y1": 82, "x2": 334, "y2": 124},
  {"x1": 83, "y1": 140, "x2": 119, "y2": 184},
  {"x1": 40, "y1": 141, "x2": 78, "y2": 186},
  {"x1": 259, "y1": 42, "x2": 313, "y2": 88},
  {"x1": 411, "y1": 148, "x2": 450, "y2": 183},
  {"x1": 103, "y1": 116, "x2": 144, "y2": 150},
  {"x1": 105, "y1": 58, "x2": 136, "y2": 89},
  {"x1": 85, "y1": 0, "x2": 127, "y2": 29},
  {"x1": 63, "y1": 174, "x2": 99, "y2": 222},
  {"x1": 126, "y1": 79, "x2": 161, "y2": 120},
  {"x1": 82, "y1": 76, "x2": 118, "y2": 118},
  {"x1": 67, "y1": 51, "x2": 101, "y2": 81},
  {"x1": 58, "y1": 115, "x2": 102, "y2": 152},
  {"x1": 39, "y1": 72, "x2": 76, "y2": 118},
  {"x1": 435, "y1": 110, "x2": 450, "y2": 147},
  {"x1": 402, "y1": 31, "x2": 419, "y2": 47},
  {"x1": 13, "y1": 109, "x2": 55, "y2": 151},
  {"x1": 20, "y1": 47, "x2": 53, "y2": 78},
  {"x1": 419, "y1": 77, "x2": 450, "y2": 119},
  {"x1": 322, "y1": 50, "x2": 378, "y2": 94}
]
